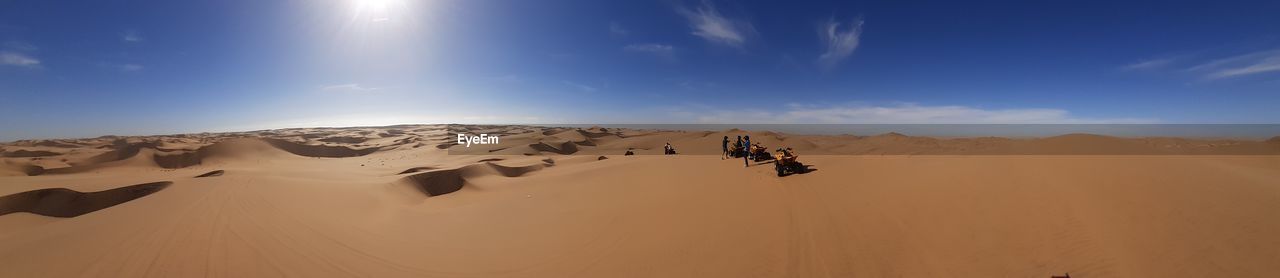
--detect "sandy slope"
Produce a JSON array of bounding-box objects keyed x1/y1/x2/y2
[{"x1": 1, "y1": 125, "x2": 1279, "y2": 277}]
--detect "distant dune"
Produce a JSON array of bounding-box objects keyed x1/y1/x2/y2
[{"x1": 1, "y1": 124, "x2": 1278, "y2": 277}]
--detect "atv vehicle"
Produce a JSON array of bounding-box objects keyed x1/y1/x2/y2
[
  {"x1": 728, "y1": 144, "x2": 747, "y2": 158},
  {"x1": 749, "y1": 144, "x2": 774, "y2": 161},
  {"x1": 774, "y1": 148, "x2": 807, "y2": 176}
]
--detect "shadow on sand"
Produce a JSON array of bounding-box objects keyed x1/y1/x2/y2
[{"x1": 0, "y1": 181, "x2": 172, "y2": 218}]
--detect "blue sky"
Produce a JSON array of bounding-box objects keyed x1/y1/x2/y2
[{"x1": 1, "y1": 0, "x2": 1278, "y2": 140}]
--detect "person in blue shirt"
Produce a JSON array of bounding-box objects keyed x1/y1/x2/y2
[{"x1": 742, "y1": 135, "x2": 751, "y2": 167}]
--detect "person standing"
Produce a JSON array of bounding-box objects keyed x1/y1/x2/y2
[
  {"x1": 734, "y1": 136, "x2": 743, "y2": 157},
  {"x1": 721, "y1": 136, "x2": 730, "y2": 159},
  {"x1": 743, "y1": 135, "x2": 751, "y2": 167}
]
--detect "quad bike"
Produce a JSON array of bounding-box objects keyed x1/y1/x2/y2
[
  {"x1": 728, "y1": 144, "x2": 747, "y2": 158},
  {"x1": 750, "y1": 144, "x2": 774, "y2": 161},
  {"x1": 774, "y1": 148, "x2": 807, "y2": 176}
]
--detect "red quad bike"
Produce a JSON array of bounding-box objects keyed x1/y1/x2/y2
[{"x1": 773, "y1": 148, "x2": 807, "y2": 176}]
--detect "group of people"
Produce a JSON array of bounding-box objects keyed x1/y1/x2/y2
[{"x1": 721, "y1": 135, "x2": 755, "y2": 167}]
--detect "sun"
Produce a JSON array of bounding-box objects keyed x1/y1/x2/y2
[{"x1": 350, "y1": 0, "x2": 404, "y2": 22}]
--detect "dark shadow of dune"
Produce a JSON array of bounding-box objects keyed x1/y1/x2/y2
[
  {"x1": 82, "y1": 140, "x2": 157, "y2": 165},
  {"x1": 262, "y1": 138, "x2": 379, "y2": 157},
  {"x1": 397, "y1": 166, "x2": 438, "y2": 175},
  {"x1": 32, "y1": 140, "x2": 82, "y2": 148},
  {"x1": 541, "y1": 129, "x2": 565, "y2": 136},
  {"x1": 318, "y1": 136, "x2": 369, "y2": 144},
  {"x1": 11, "y1": 164, "x2": 46, "y2": 176},
  {"x1": 0, "y1": 181, "x2": 172, "y2": 218},
  {"x1": 194, "y1": 170, "x2": 224, "y2": 178},
  {"x1": 399, "y1": 162, "x2": 546, "y2": 197},
  {"x1": 149, "y1": 138, "x2": 381, "y2": 169},
  {"x1": 483, "y1": 162, "x2": 544, "y2": 177},
  {"x1": 402, "y1": 169, "x2": 466, "y2": 196},
  {"x1": 529, "y1": 141, "x2": 579, "y2": 155},
  {"x1": 575, "y1": 129, "x2": 617, "y2": 139},
  {"x1": 154, "y1": 150, "x2": 204, "y2": 169},
  {"x1": 2, "y1": 150, "x2": 62, "y2": 157}
]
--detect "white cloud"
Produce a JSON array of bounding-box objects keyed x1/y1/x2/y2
[
  {"x1": 562, "y1": 81, "x2": 598, "y2": 92},
  {"x1": 122, "y1": 30, "x2": 143, "y2": 43},
  {"x1": 623, "y1": 43, "x2": 675, "y2": 59},
  {"x1": 322, "y1": 83, "x2": 380, "y2": 93},
  {"x1": 816, "y1": 17, "x2": 864, "y2": 70},
  {"x1": 1121, "y1": 57, "x2": 1174, "y2": 71},
  {"x1": 684, "y1": 103, "x2": 1155, "y2": 124},
  {"x1": 0, "y1": 51, "x2": 40, "y2": 67},
  {"x1": 678, "y1": 1, "x2": 754, "y2": 48},
  {"x1": 1187, "y1": 49, "x2": 1280, "y2": 79},
  {"x1": 609, "y1": 21, "x2": 628, "y2": 37}
]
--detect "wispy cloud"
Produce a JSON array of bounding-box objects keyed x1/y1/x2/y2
[
  {"x1": 1121, "y1": 57, "x2": 1175, "y2": 71},
  {"x1": 1188, "y1": 49, "x2": 1280, "y2": 79},
  {"x1": 677, "y1": 1, "x2": 754, "y2": 48},
  {"x1": 816, "y1": 17, "x2": 864, "y2": 70},
  {"x1": 2, "y1": 41, "x2": 37, "y2": 51},
  {"x1": 609, "y1": 21, "x2": 628, "y2": 37},
  {"x1": 683, "y1": 103, "x2": 1155, "y2": 124},
  {"x1": 0, "y1": 51, "x2": 40, "y2": 67},
  {"x1": 119, "y1": 64, "x2": 144, "y2": 71},
  {"x1": 97, "y1": 62, "x2": 145, "y2": 72},
  {"x1": 121, "y1": 30, "x2": 143, "y2": 43},
  {"x1": 623, "y1": 43, "x2": 675, "y2": 60},
  {"x1": 322, "y1": 83, "x2": 380, "y2": 93},
  {"x1": 562, "y1": 81, "x2": 598, "y2": 92}
]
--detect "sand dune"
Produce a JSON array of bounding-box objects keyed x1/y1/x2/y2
[{"x1": 0, "y1": 124, "x2": 1278, "y2": 277}]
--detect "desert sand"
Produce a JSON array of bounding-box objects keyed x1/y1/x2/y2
[{"x1": 2, "y1": 125, "x2": 1279, "y2": 277}]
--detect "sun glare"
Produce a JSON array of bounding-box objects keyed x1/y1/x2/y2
[{"x1": 350, "y1": 0, "x2": 403, "y2": 22}]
